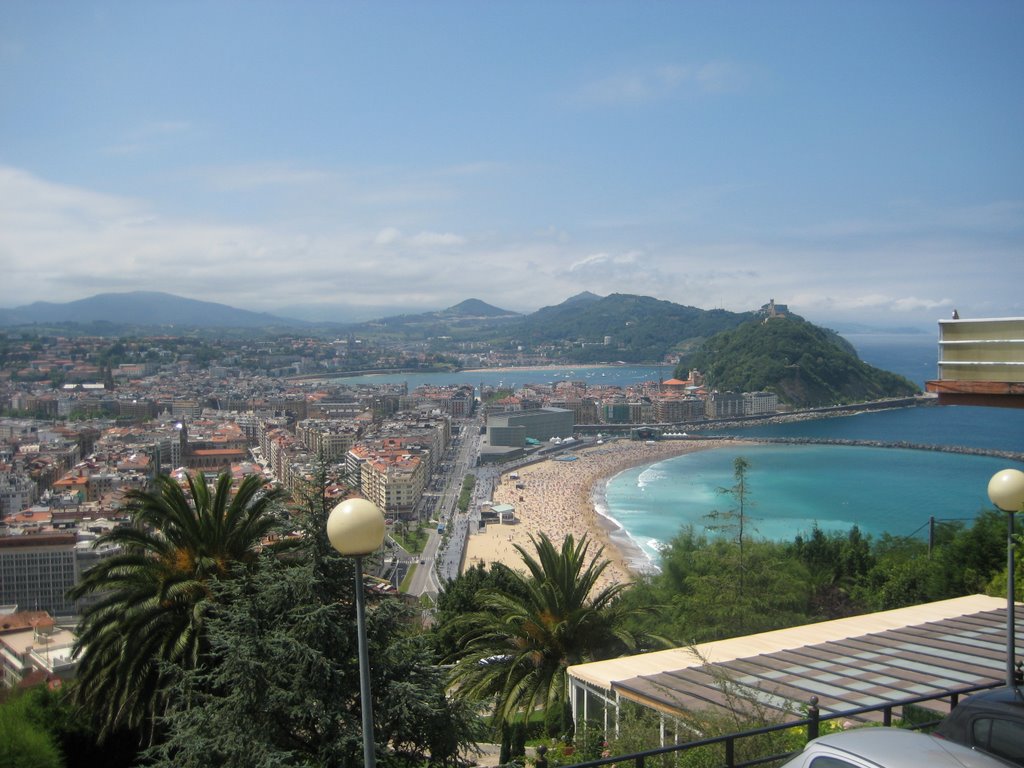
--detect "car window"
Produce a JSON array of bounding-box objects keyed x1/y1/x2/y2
[
  {"x1": 808, "y1": 758, "x2": 860, "y2": 768},
  {"x1": 971, "y1": 717, "x2": 1024, "y2": 765}
]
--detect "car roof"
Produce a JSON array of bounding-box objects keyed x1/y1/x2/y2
[
  {"x1": 804, "y1": 727, "x2": 1008, "y2": 767},
  {"x1": 958, "y1": 685, "x2": 1024, "y2": 711}
]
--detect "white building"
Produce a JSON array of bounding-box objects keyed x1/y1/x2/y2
[{"x1": 744, "y1": 391, "x2": 779, "y2": 416}]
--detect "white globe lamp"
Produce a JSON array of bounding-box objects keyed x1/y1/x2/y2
[
  {"x1": 327, "y1": 498, "x2": 386, "y2": 556},
  {"x1": 988, "y1": 468, "x2": 1024, "y2": 688}
]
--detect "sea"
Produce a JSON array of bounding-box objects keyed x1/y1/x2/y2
[
  {"x1": 328, "y1": 333, "x2": 1024, "y2": 566},
  {"x1": 604, "y1": 333, "x2": 1024, "y2": 565}
]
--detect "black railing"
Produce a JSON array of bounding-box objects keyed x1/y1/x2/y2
[{"x1": 531, "y1": 680, "x2": 1004, "y2": 768}]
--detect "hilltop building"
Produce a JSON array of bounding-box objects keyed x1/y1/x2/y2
[{"x1": 758, "y1": 299, "x2": 789, "y2": 318}]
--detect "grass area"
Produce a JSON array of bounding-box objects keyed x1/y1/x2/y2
[
  {"x1": 457, "y1": 474, "x2": 475, "y2": 513},
  {"x1": 399, "y1": 564, "x2": 417, "y2": 593},
  {"x1": 390, "y1": 522, "x2": 431, "y2": 554}
]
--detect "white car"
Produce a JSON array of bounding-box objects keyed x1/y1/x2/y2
[{"x1": 778, "y1": 727, "x2": 1010, "y2": 768}]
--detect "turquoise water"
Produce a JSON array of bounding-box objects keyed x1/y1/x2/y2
[
  {"x1": 603, "y1": 444, "x2": 1023, "y2": 564},
  {"x1": 591, "y1": 334, "x2": 1023, "y2": 564},
  {"x1": 323, "y1": 364, "x2": 674, "y2": 392}
]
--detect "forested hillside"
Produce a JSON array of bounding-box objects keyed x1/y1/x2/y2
[
  {"x1": 512, "y1": 294, "x2": 752, "y2": 362},
  {"x1": 677, "y1": 315, "x2": 920, "y2": 407}
]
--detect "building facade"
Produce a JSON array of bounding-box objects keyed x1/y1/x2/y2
[
  {"x1": 487, "y1": 407, "x2": 574, "y2": 447},
  {"x1": 0, "y1": 534, "x2": 79, "y2": 616}
]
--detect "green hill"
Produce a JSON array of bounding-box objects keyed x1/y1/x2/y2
[
  {"x1": 511, "y1": 293, "x2": 752, "y2": 363},
  {"x1": 677, "y1": 315, "x2": 921, "y2": 407}
]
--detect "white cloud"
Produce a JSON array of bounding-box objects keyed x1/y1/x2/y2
[
  {"x1": 408, "y1": 231, "x2": 466, "y2": 247},
  {"x1": 0, "y1": 165, "x2": 1019, "y2": 328},
  {"x1": 198, "y1": 164, "x2": 333, "y2": 190},
  {"x1": 374, "y1": 227, "x2": 402, "y2": 245},
  {"x1": 695, "y1": 60, "x2": 748, "y2": 93},
  {"x1": 101, "y1": 120, "x2": 196, "y2": 156},
  {"x1": 569, "y1": 253, "x2": 610, "y2": 270},
  {"x1": 569, "y1": 250, "x2": 641, "y2": 272},
  {"x1": 575, "y1": 61, "x2": 746, "y2": 105},
  {"x1": 374, "y1": 227, "x2": 466, "y2": 248}
]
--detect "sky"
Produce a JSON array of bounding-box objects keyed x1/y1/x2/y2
[{"x1": 1, "y1": 1, "x2": 1022, "y2": 330}]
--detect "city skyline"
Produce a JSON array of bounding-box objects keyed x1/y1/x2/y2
[{"x1": 1, "y1": 2, "x2": 1022, "y2": 329}]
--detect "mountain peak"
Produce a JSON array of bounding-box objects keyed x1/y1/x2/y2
[
  {"x1": 442, "y1": 299, "x2": 517, "y2": 317},
  {"x1": 562, "y1": 291, "x2": 603, "y2": 305}
]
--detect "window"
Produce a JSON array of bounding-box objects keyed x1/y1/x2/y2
[
  {"x1": 809, "y1": 758, "x2": 859, "y2": 768},
  {"x1": 972, "y1": 717, "x2": 1024, "y2": 765}
]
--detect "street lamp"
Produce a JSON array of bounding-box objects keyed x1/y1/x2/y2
[
  {"x1": 988, "y1": 468, "x2": 1024, "y2": 688},
  {"x1": 327, "y1": 498, "x2": 386, "y2": 768}
]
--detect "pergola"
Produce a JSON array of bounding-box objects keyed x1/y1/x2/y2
[{"x1": 568, "y1": 595, "x2": 1018, "y2": 740}]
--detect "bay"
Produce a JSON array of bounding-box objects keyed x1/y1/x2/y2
[
  {"x1": 322, "y1": 363, "x2": 674, "y2": 392},
  {"x1": 602, "y1": 445, "x2": 1021, "y2": 564}
]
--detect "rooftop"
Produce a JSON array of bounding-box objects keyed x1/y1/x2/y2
[{"x1": 569, "y1": 595, "x2": 1017, "y2": 722}]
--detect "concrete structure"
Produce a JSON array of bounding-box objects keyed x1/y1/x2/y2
[
  {"x1": 654, "y1": 397, "x2": 706, "y2": 424},
  {"x1": 355, "y1": 449, "x2": 426, "y2": 517},
  {"x1": 744, "y1": 391, "x2": 779, "y2": 416},
  {"x1": 0, "y1": 611, "x2": 78, "y2": 687},
  {"x1": 705, "y1": 391, "x2": 745, "y2": 419},
  {"x1": 0, "y1": 472, "x2": 37, "y2": 517},
  {"x1": 487, "y1": 407, "x2": 574, "y2": 447},
  {"x1": 295, "y1": 419, "x2": 360, "y2": 460},
  {"x1": 0, "y1": 533, "x2": 79, "y2": 615},
  {"x1": 926, "y1": 316, "x2": 1024, "y2": 407}
]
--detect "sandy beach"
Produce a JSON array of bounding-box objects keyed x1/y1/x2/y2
[{"x1": 462, "y1": 438, "x2": 741, "y2": 592}]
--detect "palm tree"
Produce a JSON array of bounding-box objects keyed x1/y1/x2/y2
[
  {"x1": 447, "y1": 532, "x2": 663, "y2": 743},
  {"x1": 68, "y1": 471, "x2": 287, "y2": 741}
]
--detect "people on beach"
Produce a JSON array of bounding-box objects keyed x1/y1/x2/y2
[{"x1": 462, "y1": 439, "x2": 736, "y2": 592}]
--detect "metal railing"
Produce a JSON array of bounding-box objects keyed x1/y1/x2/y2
[{"x1": 530, "y1": 680, "x2": 1004, "y2": 768}]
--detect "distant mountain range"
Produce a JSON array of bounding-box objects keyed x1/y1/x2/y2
[
  {"x1": 0, "y1": 290, "x2": 756, "y2": 362},
  {"x1": 0, "y1": 291, "x2": 924, "y2": 405},
  {"x1": 0, "y1": 291, "x2": 301, "y2": 329}
]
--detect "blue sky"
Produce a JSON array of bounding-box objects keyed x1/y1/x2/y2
[{"x1": 1, "y1": 1, "x2": 1022, "y2": 329}]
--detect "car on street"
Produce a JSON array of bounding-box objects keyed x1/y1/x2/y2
[
  {"x1": 933, "y1": 685, "x2": 1024, "y2": 766},
  {"x1": 778, "y1": 727, "x2": 1009, "y2": 768}
]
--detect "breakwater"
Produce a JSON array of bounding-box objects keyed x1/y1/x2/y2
[{"x1": 734, "y1": 436, "x2": 1024, "y2": 464}]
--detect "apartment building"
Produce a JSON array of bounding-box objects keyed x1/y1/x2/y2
[
  {"x1": 358, "y1": 451, "x2": 425, "y2": 517},
  {"x1": 295, "y1": 419, "x2": 361, "y2": 461},
  {"x1": 0, "y1": 610, "x2": 79, "y2": 688},
  {"x1": 705, "y1": 391, "x2": 745, "y2": 419},
  {"x1": 551, "y1": 397, "x2": 600, "y2": 425},
  {"x1": 744, "y1": 391, "x2": 779, "y2": 416},
  {"x1": 0, "y1": 533, "x2": 79, "y2": 616},
  {"x1": 653, "y1": 396, "x2": 706, "y2": 424},
  {"x1": 0, "y1": 472, "x2": 37, "y2": 517}
]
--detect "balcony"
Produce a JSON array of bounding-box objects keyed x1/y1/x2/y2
[{"x1": 925, "y1": 317, "x2": 1024, "y2": 407}]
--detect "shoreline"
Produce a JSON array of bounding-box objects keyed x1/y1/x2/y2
[
  {"x1": 461, "y1": 438, "x2": 743, "y2": 590},
  {"x1": 460, "y1": 362, "x2": 667, "y2": 374}
]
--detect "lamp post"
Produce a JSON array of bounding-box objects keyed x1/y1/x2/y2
[
  {"x1": 988, "y1": 468, "x2": 1024, "y2": 688},
  {"x1": 327, "y1": 498, "x2": 386, "y2": 768}
]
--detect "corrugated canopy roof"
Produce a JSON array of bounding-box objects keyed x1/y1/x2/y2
[{"x1": 569, "y1": 595, "x2": 1018, "y2": 720}]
